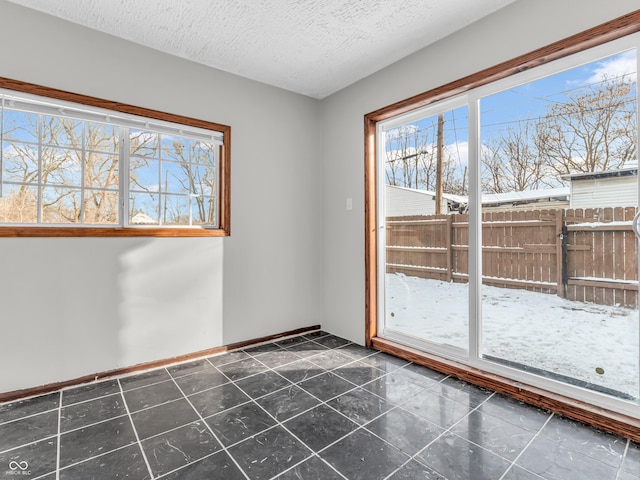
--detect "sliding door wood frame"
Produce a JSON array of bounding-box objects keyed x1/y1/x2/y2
[{"x1": 364, "y1": 10, "x2": 640, "y2": 440}]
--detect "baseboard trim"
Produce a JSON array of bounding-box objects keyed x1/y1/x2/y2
[
  {"x1": 0, "y1": 325, "x2": 321, "y2": 404},
  {"x1": 372, "y1": 336, "x2": 640, "y2": 443}
]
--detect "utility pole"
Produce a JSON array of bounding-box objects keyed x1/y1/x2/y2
[{"x1": 435, "y1": 112, "x2": 444, "y2": 214}]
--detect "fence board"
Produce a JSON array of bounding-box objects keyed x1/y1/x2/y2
[{"x1": 385, "y1": 206, "x2": 638, "y2": 308}]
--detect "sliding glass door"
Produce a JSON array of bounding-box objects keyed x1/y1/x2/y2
[{"x1": 377, "y1": 34, "x2": 640, "y2": 415}]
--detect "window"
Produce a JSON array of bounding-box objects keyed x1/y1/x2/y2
[
  {"x1": 0, "y1": 79, "x2": 230, "y2": 236},
  {"x1": 365, "y1": 12, "x2": 640, "y2": 434}
]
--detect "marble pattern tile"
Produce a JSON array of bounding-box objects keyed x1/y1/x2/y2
[
  {"x1": 205, "y1": 401, "x2": 276, "y2": 446},
  {"x1": 536, "y1": 415, "x2": 626, "y2": 467},
  {"x1": 308, "y1": 350, "x2": 355, "y2": 370},
  {"x1": 361, "y1": 373, "x2": 426, "y2": 405},
  {"x1": 312, "y1": 335, "x2": 351, "y2": 349},
  {"x1": 62, "y1": 380, "x2": 120, "y2": 406},
  {"x1": 228, "y1": 425, "x2": 312, "y2": 480},
  {"x1": 159, "y1": 450, "x2": 245, "y2": 479},
  {"x1": 477, "y1": 393, "x2": 550, "y2": 433},
  {"x1": 216, "y1": 357, "x2": 269, "y2": 381},
  {"x1": 130, "y1": 399, "x2": 199, "y2": 441},
  {"x1": 234, "y1": 371, "x2": 291, "y2": 399},
  {"x1": 450, "y1": 409, "x2": 535, "y2": 460},
  {"x1": 273, "y1": 359, "x2": 325, "y2": 384},
  {"x1": 59, "y1": 416, "x2": 136, "y2": 468},
  {"x1": 416, "y1": 432, "x2": 511, "y2": 480},
  {"x1": 0, "y1": 393, "x2": 59, "y2": 424},
  {"x1": 141, "y1": 420, "x2": 221, "y2": 477},
  {"x1": 274, "y1": 455, "x2": 344, "y2": 479},
  {"x1": 0, "y1": 437, "x2": 57, "y2": 479},
  {"x1": 321, "y1": 428, "x2": 409, "y2": 480},
  {"x1": 282, "y1": 340, "x2": 330, "y2": 358},
  {"x1": 207, "y1": 350, "x2": 251, "y2": 367},
  {"x1": 365, "y1": 408, "x2": 444, "y2": 456},
  {"x1": 621, "y1": 441, "x2": 640, "y2": 477},
  {"x1": 387, "y1": 460, "x2": 447, "y2": 479},
  {"x1": 58, "y1": 444, "x2": 150, "y2": 480},
  {"x1": 0, "y1": 410, "x2": 58, "y2": 452},
  {"x1": 327, "y1": 388, "x2": 392, "y2": 425},
  {"x1": 401, "y1": 389, "x2": 472, "y2": 428},
  {"x1": 1, "y1": 332, "x2": 637, "y2": 480},
  {"x1": 256, "y1": 385, "x2": 320, "y2": 422},
  {"x1": 122, "y1": 380, "x2": 182, "y2": 412},
  {"x1": 119, "y1": 369, "x2": 172, "y2": 391},
  {"x1": 173, "y1": 368, "x2": 229, "y2": 396},
  {"x1": 284, "y1": 404, "x2": 358, "y2": 452},
  {"x1": 298, "y1": 372, "x2": 355, "y2": 401},
  {"x1": 253, "y1": 350, "x2": 304, "y2": 369},
  {"x1": 60, "y1": 393, "x2": 127, "y2": 432},
  {"x1": 333, "y1": 361, "x2": 386, "y2": 386},
  {"x1": 167, "y1": 359, "x2": 215, "y2": 378},
  {"x1": 516, "y1": 434, "x2": 619, "y2": 480},
  {"x1": 188, "y1": 383, "x2": 250, "y2": 418}
]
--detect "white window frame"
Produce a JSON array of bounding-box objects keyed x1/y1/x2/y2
[{"x1": 376, "y1": 33, "x2": 640, "y2": 419}]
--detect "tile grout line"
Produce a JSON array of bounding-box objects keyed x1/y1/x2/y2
[
  {"x1": 56, "y1": 390, "x2": 62, "y2": 480},
  {"x1": 497, "y1": 412, "x2": 555, "y2": 480},
  {"x1": 613, "y1": 439, "x2": 630, "y2": 480},
  {"x1": 167, "y1": 373, "x2": 252, "y2": 480},
  {"x1": 117, "y1": 377, "x2": 156, "y2": 480},
  {"x1": 379, "y1": 376, "x2": 474, "y2": 480},
  {"x1": 229, "y1": 384, "x2": 347, "y2": 480}
]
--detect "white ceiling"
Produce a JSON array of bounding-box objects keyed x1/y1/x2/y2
[{"x1": 8, "y1": 0, "x2": 516, "y2": 99}]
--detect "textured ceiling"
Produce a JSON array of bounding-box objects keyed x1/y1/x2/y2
[{"x1": 7, "y1": 0, "x2": 516, "y2": 99}]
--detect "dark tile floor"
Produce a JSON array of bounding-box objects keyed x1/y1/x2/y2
[{"x1": 0, "y1": 330, "x2": 638, "y2": 480}]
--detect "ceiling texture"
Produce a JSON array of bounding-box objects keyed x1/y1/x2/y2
[{"x1": 8, "y1": 0, "x2": 516, "y2": 99}]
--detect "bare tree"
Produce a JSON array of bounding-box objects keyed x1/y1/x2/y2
[
  {"x1": 535, "y1": 77, "x2": 637, "y2": 177},
  {"x1": 482, "y1": 121, "x2": 551, "y2": 193}
]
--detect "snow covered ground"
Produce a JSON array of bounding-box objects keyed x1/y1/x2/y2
[{"x1": 386, "y1": 273, "x2": 640, "y2": 400}]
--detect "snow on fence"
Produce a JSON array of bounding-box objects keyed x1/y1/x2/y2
[{"x1": 386, "y1": 207, "x2": 639, "y2": 308}]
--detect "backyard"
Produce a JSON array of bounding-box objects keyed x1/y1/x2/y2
[{"x1": 386, "y1": 272, "x2": 640, "y2": 400}]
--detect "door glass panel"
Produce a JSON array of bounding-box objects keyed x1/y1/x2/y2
[
  {"x1": 479, "y1": 49, "x2": 639, "y2": 402},
  {"x1": 384, "y1": 106, "x2": 470, "y2": 352}
]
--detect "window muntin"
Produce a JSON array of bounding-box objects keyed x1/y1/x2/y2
[{"x1": 0, "y1": 86, "x2": 227, "y2": 234}]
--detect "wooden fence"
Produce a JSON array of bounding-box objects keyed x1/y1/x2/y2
[{"x1": 386, "y1": 207, "x2": 639, "y2": 308}]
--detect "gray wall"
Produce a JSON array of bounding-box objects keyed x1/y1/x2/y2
[
  {"x1": 320, "y1": 0, "x2": 638, "y2": 344},
  {"x1": 0, "y1": 1, "x2": 322, "y2": 392}
]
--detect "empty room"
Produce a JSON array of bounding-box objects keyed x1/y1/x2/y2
[{"x1": 0, "y1": 1, "x2": 638, "y2": 479}]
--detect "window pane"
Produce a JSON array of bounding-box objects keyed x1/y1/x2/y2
[
  {"x1": 0, "y1": 184, "x2": 37, "y2": 223},
  {"x1": 2, "y1": 142, "x2": 38, "y2": 183},
  {"x1": 130, "y1": 157, "x2": 160, "y2": 193},
  {"x1": 3, "y1": 109, "x2": 38, "y2": 143},
  {"x1": 41, "y1": 147, "x2": 81, "y2": 186},
  {"x1": 129, "y1": 192, "x2": 159, "y2": 225},
  {"x1": 161, "y1": 160, "x2": 190, "y2": 194},
  {"x1": 84, "y1": 189, "x2": 118, "y2": 224},
  {"x1": 161, "y1": 135, "x2": 188, "y2": 162},
  {"x1": 161, "y1": 194, "x2": 190, "y2": 225},
  {"x1": 479, "y1": 49, "x2": 639, "y2": 402},
  {"x1": 130, "y1": 130, "x2": 158, "y2": 157},
  {"x1": 85, "y1": 152, "x2": 119, "y2": 190},
  {"x1": 192, "y1": 141, "x2": 216, "y2": 165},
  {"x1": 86, "y1": 122, "x2": 118, "y2": 153},
  {"x1": 192, "y1": 196, "x2": 215, "y2": 225},
  {"x1": 41, "y1": 186, "x2": 81, "y2": 223},
  {"x1": 191, "y1": 165, "x2": 215, "y2": 197},
  {"x1": 384, "y1": 105, "x2": 470, "y2": 352},
  {"x1": 42, "y1": 116, "x2": 82, "y2": 148}
]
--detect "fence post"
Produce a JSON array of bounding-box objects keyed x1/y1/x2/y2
[
  {"x1": 446, "y1": 215, "x2": 453, "y2": 281},
  {"x1": 556, "y1": 209, "x2": 566, "y2": 298}
]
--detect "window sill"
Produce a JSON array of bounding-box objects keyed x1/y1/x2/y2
[{"x1": 0, "y1": 226, "x2": 229, "y2": 237}]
